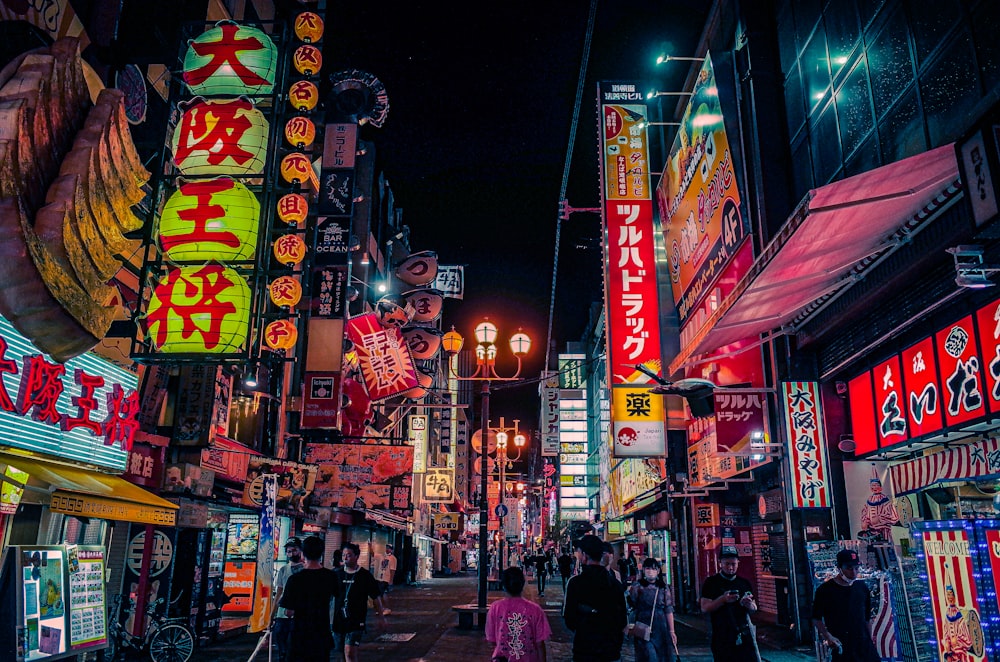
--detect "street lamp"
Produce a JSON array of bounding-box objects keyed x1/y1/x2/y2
[
  {"x1": 494, "y1": 418, "x2": 526, "y2": 575},
  {"x1": 443, "y1": 319, "x2": 530, "y2": 613}
]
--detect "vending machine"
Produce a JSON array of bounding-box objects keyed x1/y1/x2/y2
[{"x1": 0, "y1": 545, "x2": 109, "y2": 661}]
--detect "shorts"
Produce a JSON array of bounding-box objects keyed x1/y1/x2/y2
[
  {"x1": 334, "y1": 629, "x2": 364, "y2": 648},
  {"x1": 378, "y1": 580, "x2": 391, "y2": 593}
]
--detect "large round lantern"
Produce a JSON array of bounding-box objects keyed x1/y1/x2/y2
[
  {"x1": 182, "y1": 21, "x2": 277, "y2": 96},
  {"x1": 403, "y1": 289, "x2": 444, "y2": 322},
  {"x1": 277, "y1": 193, "x2": 308, "y2": 225},
  {"x1": 145, "y1": 265, "x2": 251, "y2": 353},
  {"x1": 172, "y1": 98, "x2": 268, "y2": 176},
  {"x1": 273, "y1": 234, "x2": 307, "y2": 265},
  {"x1": 402, "y1": 326, "x2": 443, "y2": 359},
  {"x1": 280, "y1": 152, "x2": 318, "y2": 188},
  {"x1": 284, "y1": 116, "x2": 315, "y2": 148},
  {"x1": 294, "y1": 12, "x2": 324, "y2": 43},
  {"x1": 288, "y1": 80, "x2": 318, "y2": 111},
  {"x1": 269, "y1": 275, "x2": 302, "y2": 307},
  {"x1": 293, "y1": 45, "x2": 322, "y2": 76},
  {"x1": 394, "y1": 250, "x2": 439, "y2": 286},
  {"x1": 159, "y1": 178, "x2": 260, "y2": 262},
  {"x1": 264, "y1": 319, "x2": 298, "y2": 350}
]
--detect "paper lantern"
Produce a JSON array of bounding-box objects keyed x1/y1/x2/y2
[
  {"x1": 288, "y1": 80, "x2": 318, "y2": 111},
  {"x1": 264, "y1": 319, "x2": 298, "y2": 350},
  {"x1": 280, "y1": 152, "x2": 318, "y2": 188},
  {"x1": 172, "y1": 98, "x2": 268, "y2": 176},
  {"x1": 375, "y1": 294, "x2": 415, "y2": 328},
  {"x1": 294, "y1": 12, "x2": 325, "y2": 43},
  {"x1": 394, "y1": 250, "x2": 439, "y2": 286},
  {"x1": 293, "y1": 45, "x2": 322, "y2": 76},
  {"x1": 269, "y1": 275, "x2": 302, "y2": 307},
  {"x1": 400, "y1": 370, "x2": 434, "y2": 400},
  {"x1": 273, "y1": 234, "x2": 307, "y2": 265},
  {"x1": 284, "y1": 116, "x2": 315, "y2": 148},
  {"x1": 402, "y1": 326, "x2": 443, "y2": 359},
  {"x1": 182, "y1": 22, "x2": 277, "y2": 96},
  {"x1": 144, "y1": 265, "x2": 251, "y2": 354},
  {"x1": 159, "y1": 178, "x2": 260, "y2": 262},
  {"x1": 403, "y1": 289, "x2": 444, "y2": 322},
  {"x1": 277, "y1": 193, "x2": 308, "y2": 224}
]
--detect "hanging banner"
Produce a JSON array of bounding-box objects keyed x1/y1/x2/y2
[
  {"x1": 611, "y1": 387, "x2": 665, "y2": 457},
  {"x1": 433, "y1": 265, "x2": 464, "y2": 299},
  {"x1": 407, "y1": 415, "x2": 428, "y2": 473},
  {"x1": 345, "y1": 313, "x2": 419, "y2": 401},
  {"x1": 782, "y1": 382, "x2": 832, "y2": 508},
  {"x1": 248, "y1": 474, "x2": 276, "y2": 633}
]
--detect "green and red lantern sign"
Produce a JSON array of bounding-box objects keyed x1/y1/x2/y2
[
  {"x1": 145, "y1": 265, "x2": 252, "y2": 354},
  {"x1": 182, "y1": 21, "x2": 278, "y2": 96},
  {"x1": 159, "y1": 178, "x2": 260, "y2": 262},
  {"x1": 171, "y1": 98, "x2": 269, "y2": 176}
]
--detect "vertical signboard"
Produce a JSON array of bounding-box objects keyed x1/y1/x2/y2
[
  {"x1": 901, "y1": 337, "x2": 945, "y2": 439},
  {"x1": 597, "y1": 81, "x2": 666, "y2": 464},
  {"x1": 540, "y1": 372, "x2": 559, "y2": 456},
  {"x1": 936, "y1": 316, "x2": 987, "y2": 427},
  {"x1": 248, "y1": 474, "x2": 276, "y2": 633},
  {"x1": 782, "y1": 382, "x2": 831, "y2": 508},
  {"x1": 873, "y1": 355, "x2": 908, "y2": 447},
  {"x1": 408, "y1": 415, "x2": 428, "y2": 473}
]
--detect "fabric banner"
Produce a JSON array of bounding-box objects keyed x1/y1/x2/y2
[
  {"x1": 305, "y1": 443, "x2": 413, "y2": 514},
  {"x1": 782, "y1": 382, "x2": 832, "y2": 508},
  {"x1": 890, "y1": 436, "x2": 1000, "y2": 495},
  {"x1": 248, "y1": 474, "x2": 276, "y2": 633}
]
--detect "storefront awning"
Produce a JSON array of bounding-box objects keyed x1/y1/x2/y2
[
  {"x1": 888, "y1": 436, "x2": 1000, "y2": 495},
  {"x1": 669, "y1": 144, "x2": 961, "y2": 373},
  {"x1": 0, "y1": 451, "x2": 178, "y2": 526}
]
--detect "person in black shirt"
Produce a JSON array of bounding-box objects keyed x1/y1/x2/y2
[
  {"x1": 699, "y1": 548, "x2": 760, "y2": 662},
  {"x1": 533, "y1": 549, "x2": 548, "y2": 597},
  {"x1": 812, "y1": 549, "x2": 880, "y2": 662},
  {"x1": 563, "y1": 535, "x2": 628, "y2": 661},
  {"x1": 558, "y1": 550, "x2": 574, "y2": 589},
  {"x1": 334, "y1": 542, "x2": 387, "y2": 662},
  {"x1": 278, "y1": 535, "x2": 340, "y2": 662}
]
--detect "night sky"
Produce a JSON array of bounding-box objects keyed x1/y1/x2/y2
[{"x1": 321, "y1": 1, "x2": 709, "y2": 427}]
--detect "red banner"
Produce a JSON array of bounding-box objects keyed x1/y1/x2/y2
[
  {"x1": 346, "y1": 313, "x2": 419, "y2": 401},
  {"x1": 922, "y1": 528, "x2": 989, "y2": 662}
]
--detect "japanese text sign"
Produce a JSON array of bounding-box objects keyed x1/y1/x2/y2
[
  {"x1": 611, "y1": 386, "x2": 665, "y2": 457},
  {"x1": 408, "y1": 414, "x2": 428, "y2": 473},
  {"x1": 714, "y1": 391, "x2": 766, "y2": 455},
  {"x1": 782, "y1": 381, "x2": 831, "y2": 508},
  {"x1": 422, "y1": 468, "x2": 454, "y2": 504},
  {"x1": 0, "y1": 315, "x2": 138, "y2": 470},
  {"x1": 346, "y1": 313, "x2": 419, "y2": 401},
  {"x1": 305, "y1": 443, "x2": 413, "y2": 514}
]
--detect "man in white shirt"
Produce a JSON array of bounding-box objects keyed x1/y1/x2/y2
[
  {"x1": 373, "y1": 544, "x2": 397, "y2": 614},
  {"x1": 271, "y1": 537, "x2": 304, "y2": 662}
]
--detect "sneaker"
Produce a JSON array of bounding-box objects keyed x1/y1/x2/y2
[{"x1": 383, "y1": 609, "x2": 392, "y2": 616}]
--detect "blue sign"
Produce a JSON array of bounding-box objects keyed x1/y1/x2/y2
[{"x1": 495, "y1": 504, "x2": 508, "y2": 517}]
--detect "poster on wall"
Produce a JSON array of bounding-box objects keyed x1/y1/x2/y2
[
  {"x1": 920, "y1": 527, "x2": 989, "y2": 662},
  {"x1": 305, "y1": 443, "x2": 413, "y2": 513},
  {"x1": 67, "y1": 546, "x2": 107, "y2": 652},
  {"x1": 240, "y1": 458, "x2": 317, "y2": 513},
  {"x1": 844, "y1": 461, "x2": 917, "y2": 555}
]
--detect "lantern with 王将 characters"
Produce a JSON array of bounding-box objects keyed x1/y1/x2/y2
[{"x1": 159, "y1": 178, "x2": 260, "y2": 262}]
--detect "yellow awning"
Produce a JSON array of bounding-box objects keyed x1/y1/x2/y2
[{"x1": 0, "y1": 451, "x2": 178, "y2": 526}]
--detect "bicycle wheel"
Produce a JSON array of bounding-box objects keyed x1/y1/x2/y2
[
  {"x1": 148, "y1": 623, "x2": 194, "y2": 662},
  {"x1": 99, "y1": 632, "x2": 118, "y2": 662}
]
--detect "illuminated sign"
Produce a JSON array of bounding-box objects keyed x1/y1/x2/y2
[
  {"x1": 171, "y1": 98, "x2": 269, "y2": 176},
  {"x1": 49, "y1": 492, "x2": 176, "y2": 526},
  {"x1": 182, "y1": 22, "x2": 277, "y2": 96},
  {"x1": 783, "y1": 382, "x2": 831, "y2": 508},
  {"x1": 0, "y1": 315, "x2": 137, "y2": 470},
  {"x1": 159, "y1": 178, "x2": 260, "y2": 262}
]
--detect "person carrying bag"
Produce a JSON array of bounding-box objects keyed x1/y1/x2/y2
[{"x1": 627, "y1": 558, "x2": 677, "y2": 661}]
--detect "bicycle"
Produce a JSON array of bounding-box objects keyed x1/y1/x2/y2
[{"x1": 101, "y1": 593, "x2": 195, "y2": 662}]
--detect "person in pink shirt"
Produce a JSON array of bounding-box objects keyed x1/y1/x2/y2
[{"x1": 486, "y1": 566, "x2": 552, "y2": 662}]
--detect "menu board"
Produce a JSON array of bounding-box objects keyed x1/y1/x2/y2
[
  {"x1": 226, "y1": 514, "x2": 258, "y2": 560},
  {"x1": 67, "y1": 547, "x2": 106, "y2": 651},
  {"x1": 19, "y1": 547, "x2": 68, "y2": 660}
]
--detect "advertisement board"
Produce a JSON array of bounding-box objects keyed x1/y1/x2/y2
[{"x1": 305, "y1": 443, "x2": 413, "y2": 513}]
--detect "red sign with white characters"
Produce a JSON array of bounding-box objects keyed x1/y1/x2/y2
[
  {"x1": 604, "y1": 200, "x2": 663, "y2": 384},
  {"x1": 345, "y1": 313, "x2": 419, "y2": 402},
  {"x1": 935, "y1": 315, "x2": 986, "y2": 427},
  {"x1": 848, "y1": 373, "x2": 878, "y2": 455},
  {"x1": 975, "y1": 298, "x2": 1000, "y2": 413},
  {"x1": 901, "y1": 337, "x2": 944, "y2": 438},
  {"x1": 872, "y1": 355, "x2": 908, "y2": 447}
]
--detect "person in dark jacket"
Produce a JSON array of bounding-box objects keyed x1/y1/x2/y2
[
  {"x1": 558, "y1": 550, "x2": 574, "y2": 589},
  {"x1": 563, "y1": 535, "x2": 628, "y2": 661}
]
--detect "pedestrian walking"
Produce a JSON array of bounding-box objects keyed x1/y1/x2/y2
[
  {"x1": 602, "y1": 542, "x2": 623, "y2": 583},
  {"x1": 811, "y1": 549, "x2": 880, "y2": 662},
  {"x1": 533, "y1": 549, "x2": 548, "y2": 597},
  {"x1": 486, "y1": 566, "x2": 552, "y2": 662},
  {"x1": 558, "y1": 550, "x2": 574, "y2": 590},
  {"x1": 333, "y1": 542, "x2": 388, "y2": 662},
  {"x1": 271, "y1": 536, "x2": 304, "y2": 662},
  {"x1": 627, "y1": 558, "x2": 677, "y2": 662},
  {"x1": 372, "y1": 544, "x2": 397, "y2": 614},
  {"x1": 277, "y1": 535, "x2": 340, "y2": 662},
  {"x1": 699, "y1": 548, "x2": 760, "y2": 662},
  {"x1": 563, "y1": 535, "x2": 628, "y2": 662}
]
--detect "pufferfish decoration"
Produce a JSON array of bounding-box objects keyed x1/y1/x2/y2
[{"x1": 375, "y1": 293, "x2": 415, "y2": 328}]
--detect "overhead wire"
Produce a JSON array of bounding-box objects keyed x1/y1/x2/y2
[{"x1": 544, "y1": 0, "x2": 599, "y2": 375}]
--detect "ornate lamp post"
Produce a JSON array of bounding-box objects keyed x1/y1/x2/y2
[
  {"x1": 494, "y1": 418, "x2": 525, "y2": 574},
  {"x1": 442, "y1": 319, "x2": 530, "y2": 612}
]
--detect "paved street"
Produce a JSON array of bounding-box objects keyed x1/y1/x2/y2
[{"x1": 188, "y1": 571, "x2": 815, "y2": 661}]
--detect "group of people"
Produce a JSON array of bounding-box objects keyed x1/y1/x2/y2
[{"x1": 272, "y1": 536, "x2": 396, "y2": 662}]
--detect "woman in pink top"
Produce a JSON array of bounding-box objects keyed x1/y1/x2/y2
[{"x1": 486, "y1": 566, "x2": 552, "y2": 662}]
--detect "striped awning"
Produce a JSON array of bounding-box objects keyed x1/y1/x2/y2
[{"x1": 889, "y1": 436, "x2": 1000, "y2": 495}]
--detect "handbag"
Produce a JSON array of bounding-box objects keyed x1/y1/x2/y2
[{"x1": 629, "y1": 587, "x2": 657, "y2": 642}]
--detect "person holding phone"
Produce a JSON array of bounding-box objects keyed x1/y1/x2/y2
[{"x1": 699, "y1": 548, "x2": 760, "y2": 662}]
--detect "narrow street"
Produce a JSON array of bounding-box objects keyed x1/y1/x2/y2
[{"x1": 190, "y1": 571, "x2": 814, "y2": 661}]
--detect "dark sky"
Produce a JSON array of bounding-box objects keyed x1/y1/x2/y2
[{"x1": 322, "y1": 1, "x2": 709, "y2": 426}]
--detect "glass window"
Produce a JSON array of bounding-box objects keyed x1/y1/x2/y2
[
  {"x1": 790, "y1": 134, "x2": 814, "y2": 203},
  {"x1": 878, "y1": 89, "x2": 925, "y2": 163},
  {"x1": 856, "y1": 0, "x2": 887, "y2": 30},
  {"x1": 811, "y1": 102, "x2": 843, "y2": 184},
  {"x1": 905, "y1": 0, "x2": 962, "y2": 67},
  {"x1": 777, "y1": 4, "x2": 800, "y2": 72},
  {"x1": 835, "y1": 57, "x2": 874, "y2": 157},
  {"x1": 802, "y1": 31, "x2": 832, "y2": 111},
  {"x1": 844, "y1": 134, "x2": 881, "y2": 176},
  {"x1": 920, "y1": 31, "x2": 981, "y2": 146},
  {"x1": 794, "y1": 0, "x2": 824, "y2": 46},
  {"x1": 972, "y1": 2, "x2": 1000, "y2": 96},
  {"x1": 868, "y1": 6, "x2": 913, "y2": 117},
  {"x1": 824, "y1": 0, "x2": 861, "y2": 80},
  {"x1": 785, "y1": 64, "x2": 806, "y2": 140}
]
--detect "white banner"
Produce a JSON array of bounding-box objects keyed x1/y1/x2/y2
[{"x1": 408, "y1": 415, "x2": 427, "y2": 473}]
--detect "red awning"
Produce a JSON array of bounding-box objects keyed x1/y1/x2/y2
[
  {"x1": 889, "y1": 436, "x2": 1000, "y2": 495},
  {"x1": 670, "y1": 144, "x2": 961, "y2": 373}
]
